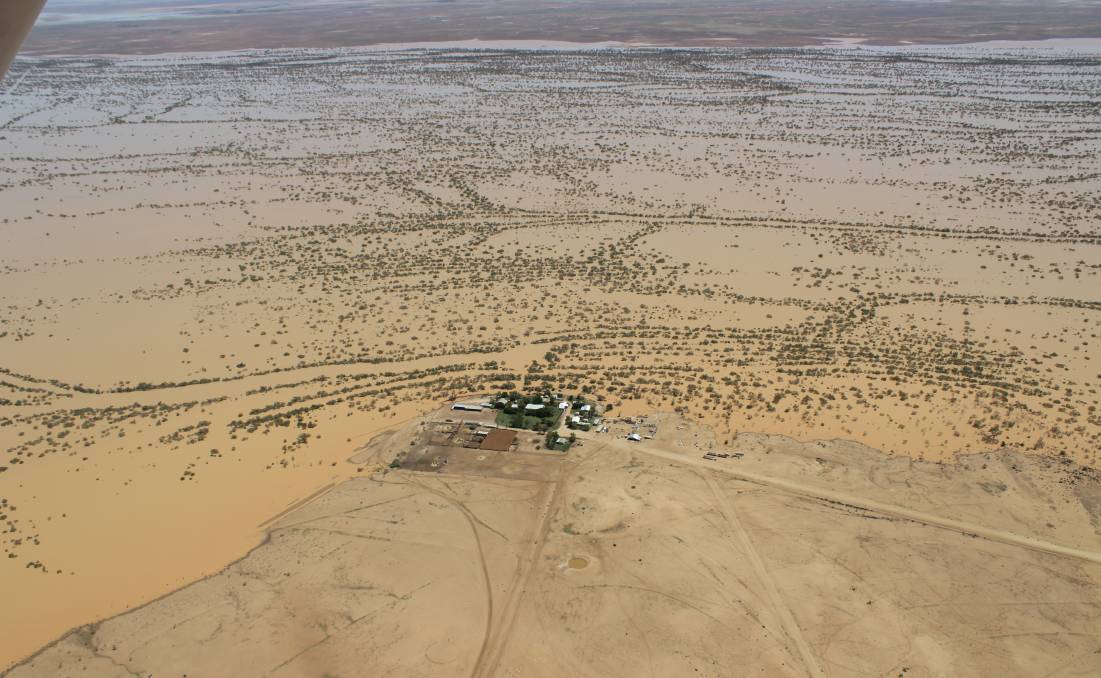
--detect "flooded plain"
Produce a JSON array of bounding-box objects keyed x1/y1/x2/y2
[{"x1": 1, "y1": 43, "x2": 1100, "y2": 671}]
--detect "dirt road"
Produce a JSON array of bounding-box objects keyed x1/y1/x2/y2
[
  {"x1": 702, "y1": 471, "x2": 825, "y2": 678},
  {"x1": 627, "y1": 442, "x2": 1101, "y2": 566}
]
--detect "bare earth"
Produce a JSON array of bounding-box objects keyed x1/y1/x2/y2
[
  {"x1": 2, "y1": 42, "x2": 1101, "y2": 672},
  {"x1": 10, "y1": 411, "x2": 1101, "y2": 677}
]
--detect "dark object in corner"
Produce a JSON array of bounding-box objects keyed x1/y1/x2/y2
[{"x1": 0, "y1": 0, "x2": 46, "y2": 81}]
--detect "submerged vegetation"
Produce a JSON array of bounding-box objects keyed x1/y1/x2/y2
[{"x1": 1, "y1": 42, "x2": 1100, "y2": 668}]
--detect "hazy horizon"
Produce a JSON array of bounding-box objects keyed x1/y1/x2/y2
[{"x1": 18, "y1": 0, "x2": 1101, "y2": 54}]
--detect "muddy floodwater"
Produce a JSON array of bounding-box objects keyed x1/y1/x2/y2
[{"x1": 2, "y1": 42, "x2": 1101, "y2": 672}]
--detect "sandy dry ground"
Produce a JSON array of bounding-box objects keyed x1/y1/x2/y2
[
  {"x1": 1, "y1": 44, "x2": 1100, "y2": 669},
  {"x1": 9, "y1": 412, "x2": 1101, "y2": 677}
]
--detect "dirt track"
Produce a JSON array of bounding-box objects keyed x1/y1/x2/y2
[
  {"x1": 634, "y1": 443, "x2": 1101, "y2": 566},
  {"x1": 4, "y1": 45, "x2": 1101, "y2": 669},
  {"x1": 702, "y1": 470, "x2": 825, "y2": 678},
  {"x1": 10, "y1": 415, "x2": 1101, "y2": 677}
]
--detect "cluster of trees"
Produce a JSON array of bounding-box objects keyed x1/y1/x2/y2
[{"x1": 493, "y1": 391, "x2": 563, "y2": 432}]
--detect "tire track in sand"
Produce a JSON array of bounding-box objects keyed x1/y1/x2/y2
[
  {"x1": 471, "y1": 473, "x2": 565, "y2": 678},
  {"x1": 703, "y1": 471, "x2": 826, "y2": 678},
  {"x1": 637, "y1": 443, "x2": 1101, "y2": 567},
  {"x1": 407, "y1": 478, "x2": 495, "y2": 678}
]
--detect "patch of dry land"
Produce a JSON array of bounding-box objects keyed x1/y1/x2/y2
[
  {"x1": 2, "y1": 43, "x2": 1101, "y2": 674},
  {"x1": 11, "y1": 411, "x2": 1101, "y2": 677}
]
